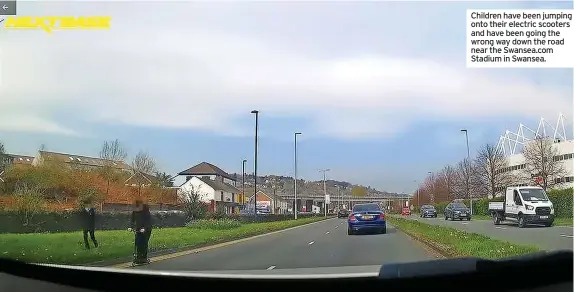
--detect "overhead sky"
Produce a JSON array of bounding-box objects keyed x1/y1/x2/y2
[{"x1": 1, "y1": 1, "x2": 572, "y2": 193}]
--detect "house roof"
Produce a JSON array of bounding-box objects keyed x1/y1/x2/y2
[
  {"x1": 5, "y1": 154, "x2": 34, "y2": 165},
  {"x1": 124, "y1": 172, "x2": 159, "y2": 185},
  {"x1": 178, "y1": 162, "x2": 234, "y2": 180},
  {"x1": 197, "y1": 177, "x2": 240, "y2": 193},
  {"x1": 39, "y1": 151, "x2": 131, "y2": 170}
]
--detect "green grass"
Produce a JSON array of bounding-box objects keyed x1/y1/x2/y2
[
  {"x1": 415, "y1": 213, "x2": 573, "y2": 226},
  {"x1": 0, "y1": 216, "x2": 328, "y2": 265},
  {"x1": 388, "y1": 217, "x2": 539, "y2": 259}
]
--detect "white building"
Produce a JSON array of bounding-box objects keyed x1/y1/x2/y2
[
  {"x1": 495, "y1": 114, "x2": 573, "y2": 194},
  {"x1": 175, "y1": 162, "x2": 240, "y2": 214}
]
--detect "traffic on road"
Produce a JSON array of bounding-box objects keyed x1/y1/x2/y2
[{"x1": 135, "y1": 218, "x2": 431, "y2": 272}]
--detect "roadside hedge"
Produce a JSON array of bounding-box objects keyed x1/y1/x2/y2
[
  {"x1": 0, "y1": 211, "x2": 321, "y2": 234},
  {"x1": 413, "y1": 188, "x2": 572, "y2": 218}
]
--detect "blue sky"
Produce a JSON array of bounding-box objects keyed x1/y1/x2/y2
[{"x1": 0, "y1": 1, "x2": 572, "y2": 193}]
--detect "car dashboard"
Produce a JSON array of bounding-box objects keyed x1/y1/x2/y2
[{"x1": 0, "y1": 250, "x2": 571, "y2": 291}]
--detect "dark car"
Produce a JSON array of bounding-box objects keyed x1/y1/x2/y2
[
  {"x1": 337, "y1": 209, "x2": 349, "y2": 218},
  {"x1": 444, "y1": 202, "x2": 471, "y2": 221},
  {"x1": 420, "y1": 205, "x2": 437, "y2": 218},
  {"x1": 347, "y1": 203, "x2": 386, "y2": 235}
]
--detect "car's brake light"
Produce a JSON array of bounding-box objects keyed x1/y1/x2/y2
[
  {"x1": 379, "y1": 213, "x2": 385, "y2": 220},
  {"x1": 349, "y1": 214, "x2": 356, "y2": 220}
]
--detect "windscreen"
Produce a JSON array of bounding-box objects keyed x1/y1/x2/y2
[
  {"x1": 520, "y1": 188, "x2": 549, "y2": 201},
  {"x1": 353, "y1": 204, "x2": 381, "y2": 212}
]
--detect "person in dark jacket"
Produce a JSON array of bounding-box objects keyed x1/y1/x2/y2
[
  {"x1": 129, "y1": 201, "x2": 152, "y2": 264},
  {"x1": 80, "y1": 202, "x2": 98, "y2": 249},
  {"x1": 141, "y1": 204, "x2": 153, "y2": 260}
]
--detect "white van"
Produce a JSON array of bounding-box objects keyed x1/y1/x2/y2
[{"x1": 488, "y1": 186, "x2": 555, "y2": 228}]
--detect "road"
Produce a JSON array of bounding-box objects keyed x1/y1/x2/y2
[
  {"x1": 135, "y1": 218, "x2": 434, "y2": 272},
  {"x1": 403, "y1": 215, "x2": 573, "y2": 251}
]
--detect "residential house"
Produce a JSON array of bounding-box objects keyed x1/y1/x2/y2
[
  {"x1": 124, "y1": 171, "x2": 159, "y2": 187},
  {"x1": 0, "y1": 154, "x2": 35, "y2": 183},
  {"x1": 247, "y1": 190, "x2": 290, "y2": 214},
  {"x1": 176, "y1": 162, "x2": 240, "y2": 214},
  {"x1": 33, "y1": 151, "x2": 132, "y2": 172}
]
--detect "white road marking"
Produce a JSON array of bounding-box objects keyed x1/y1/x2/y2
[
  {"x1": 461, "y1": 222, "x2": 469, "y2": 225},
  {"x1": 495, "y1": 226, "x2": 507, "y2": 230},
  {"x1": 308, "y1": 241, "x2": 315, "y2": 245},
  {"x1": 559, "y1": 234, "x2": 573, "y2": 238},
  {"x1": 267, "y1": 266, "x2": 276, "y2": 270},
  {"x1": 325, "y1": 231, "x2": 330, "y2": 234}
]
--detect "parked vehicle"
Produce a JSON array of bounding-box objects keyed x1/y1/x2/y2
[
  {"x1": 347, "y1": 203, "x2": 386, "y2": 235},
  {"x1": 420, "y1": 205, "x2": 437, "y2": 218},
  {"x1": 401, "y1": 207, "x2": 411, "y2": 216},
  {"x1": 444, "y1": 202, "x2": 471, "y2": 221},
  {"x1": 488, "y1": 186, "x2": 554, "y2": 228},
  {"x1": 337, "y1": 209, "x2": 349, "y2": 218}
]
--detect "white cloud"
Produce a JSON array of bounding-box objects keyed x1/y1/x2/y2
[{"x1": 0, "y1": 2, "x2": 571, "y2": 139}]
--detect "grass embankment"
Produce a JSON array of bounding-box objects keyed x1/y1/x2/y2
[
  {"x1": 388, "y1": 217, "x2": 539, "y2": 259},
  {"x1": 0, "y1": 216, "x2": 328, "y2": 265},
  {"x1": 414, "y1": 213, "x2": 573, "y2": 226}
]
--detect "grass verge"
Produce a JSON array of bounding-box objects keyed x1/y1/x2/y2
[
  {"x1": 0, "y1": 216, "x2": 329, "y2": 265},
  {"x1": 414, "y1": 213, "x2": 573, "y2": 226},
  {"x1": 388, "y1": 217, "x2": 539, "y2": 259}
]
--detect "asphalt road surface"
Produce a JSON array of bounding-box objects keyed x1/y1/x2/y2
[
  {"x1": 405, "y1": 215, "x2": 573, "y2": 251},
  {"x1": 135, "y1": 218, "x2": 434, "y2": 272}
]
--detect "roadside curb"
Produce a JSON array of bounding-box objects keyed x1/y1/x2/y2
[
  {"x1": 388, "y1": 218, "x2": 457, "y2": 259},
  {"x1": 98, "y1": 216, "x2": 335, "y2": 268}
]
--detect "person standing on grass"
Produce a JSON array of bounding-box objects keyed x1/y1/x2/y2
[
  {"x1": 129, "y1": 200, "x2": 152, "y2": 264},
  {"x1": 141, "y1": 204, "x2": 153, "y2": 261},
  {"x1": 80, "y1": 202, "x2": 98, "y2": 249}
]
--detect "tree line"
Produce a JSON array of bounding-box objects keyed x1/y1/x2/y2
[{"x1": 414, "y1": 137, "x2": 569, "y2": 206}]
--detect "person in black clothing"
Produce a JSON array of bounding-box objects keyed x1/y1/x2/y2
[
  {"x1": 129, "y1": 201, "x2": 152, "y2": 264},
  {"x1": 141, "y1": 204, "x2": 153, "y2": 260},
  {"x1": 80, "y1": 203, "x2": 98, "y2": 249}
]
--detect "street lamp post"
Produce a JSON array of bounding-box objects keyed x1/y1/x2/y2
[
  {"x1": 242, "y1": 159, "x2": 247, "y2": 207},
  {"x1": 337, "y1": 185, "x2": 341, "y2": 210},
  {"x1": 319, "y1": 168, "x2": 331, "y2": 217},
  {"x1": 294, "y1": 132, "x2": 302, "y2": 219},
  {"x1": 414, "y1": 180, "x2": 419, "y2": 208},
  {"x1": 251, "y1": 110, "x2": 259, "y2": 216},
  {"x1": 461, "y1": 129, "x2": 473, "y2": 215},
  {"x1": 428, "y1": 171, "x2": 434, "y2": 204}
]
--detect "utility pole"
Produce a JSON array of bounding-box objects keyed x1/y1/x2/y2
[
  {"x1": 319, "y1": 168, "x2": 330, "y2": 217},
  {"x1": 294, "y1": 132, "x2": 301, "y2": 219},
  {"x1": 251, "y1": 110, "x2": 259, "y2": 216},
  {"x1": 242, "y1": 160, "x2": 247, "y2": 206},
  {"x1": 461, "y1": 129, "x2": 473, "y2": 215}
]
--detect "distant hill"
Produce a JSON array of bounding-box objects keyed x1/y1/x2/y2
[{"x1": 229, "y1": 173, "x2": 407, "y2": 198}]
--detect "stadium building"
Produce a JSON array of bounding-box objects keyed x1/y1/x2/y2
[{"x1": 495, "y1": 113, "x2": 573, "y2": 194}]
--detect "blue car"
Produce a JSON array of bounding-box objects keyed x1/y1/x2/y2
[{"x1": 347, "y1": 203, "x2": 386, "y2": 235}]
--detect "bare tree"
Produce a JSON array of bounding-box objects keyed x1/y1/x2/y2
[
  {"x1": 131, "y1": 151, "x2": 157, "y2": 196},
  {"x1": 100, "y1": 139, "x2": 128, "y2": 163},
  {"x1": 452, "y1": 158, "x2": 477, "y2": 200},
  {"x1": 474, "y1": 143, "x2": 515, "y2": 199},
  {"x1": 99, "y1": 139, "x2": 128, "y2": 197},
  {"x1": 0, "y1": 141, "x2": 8, "y2": 173},
  {"x1": 522, "y1": 137, "x2": 568, "y2": 190},
  {"x1": 131, "y1": 151, "x2": 156, "y2": 175}
]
